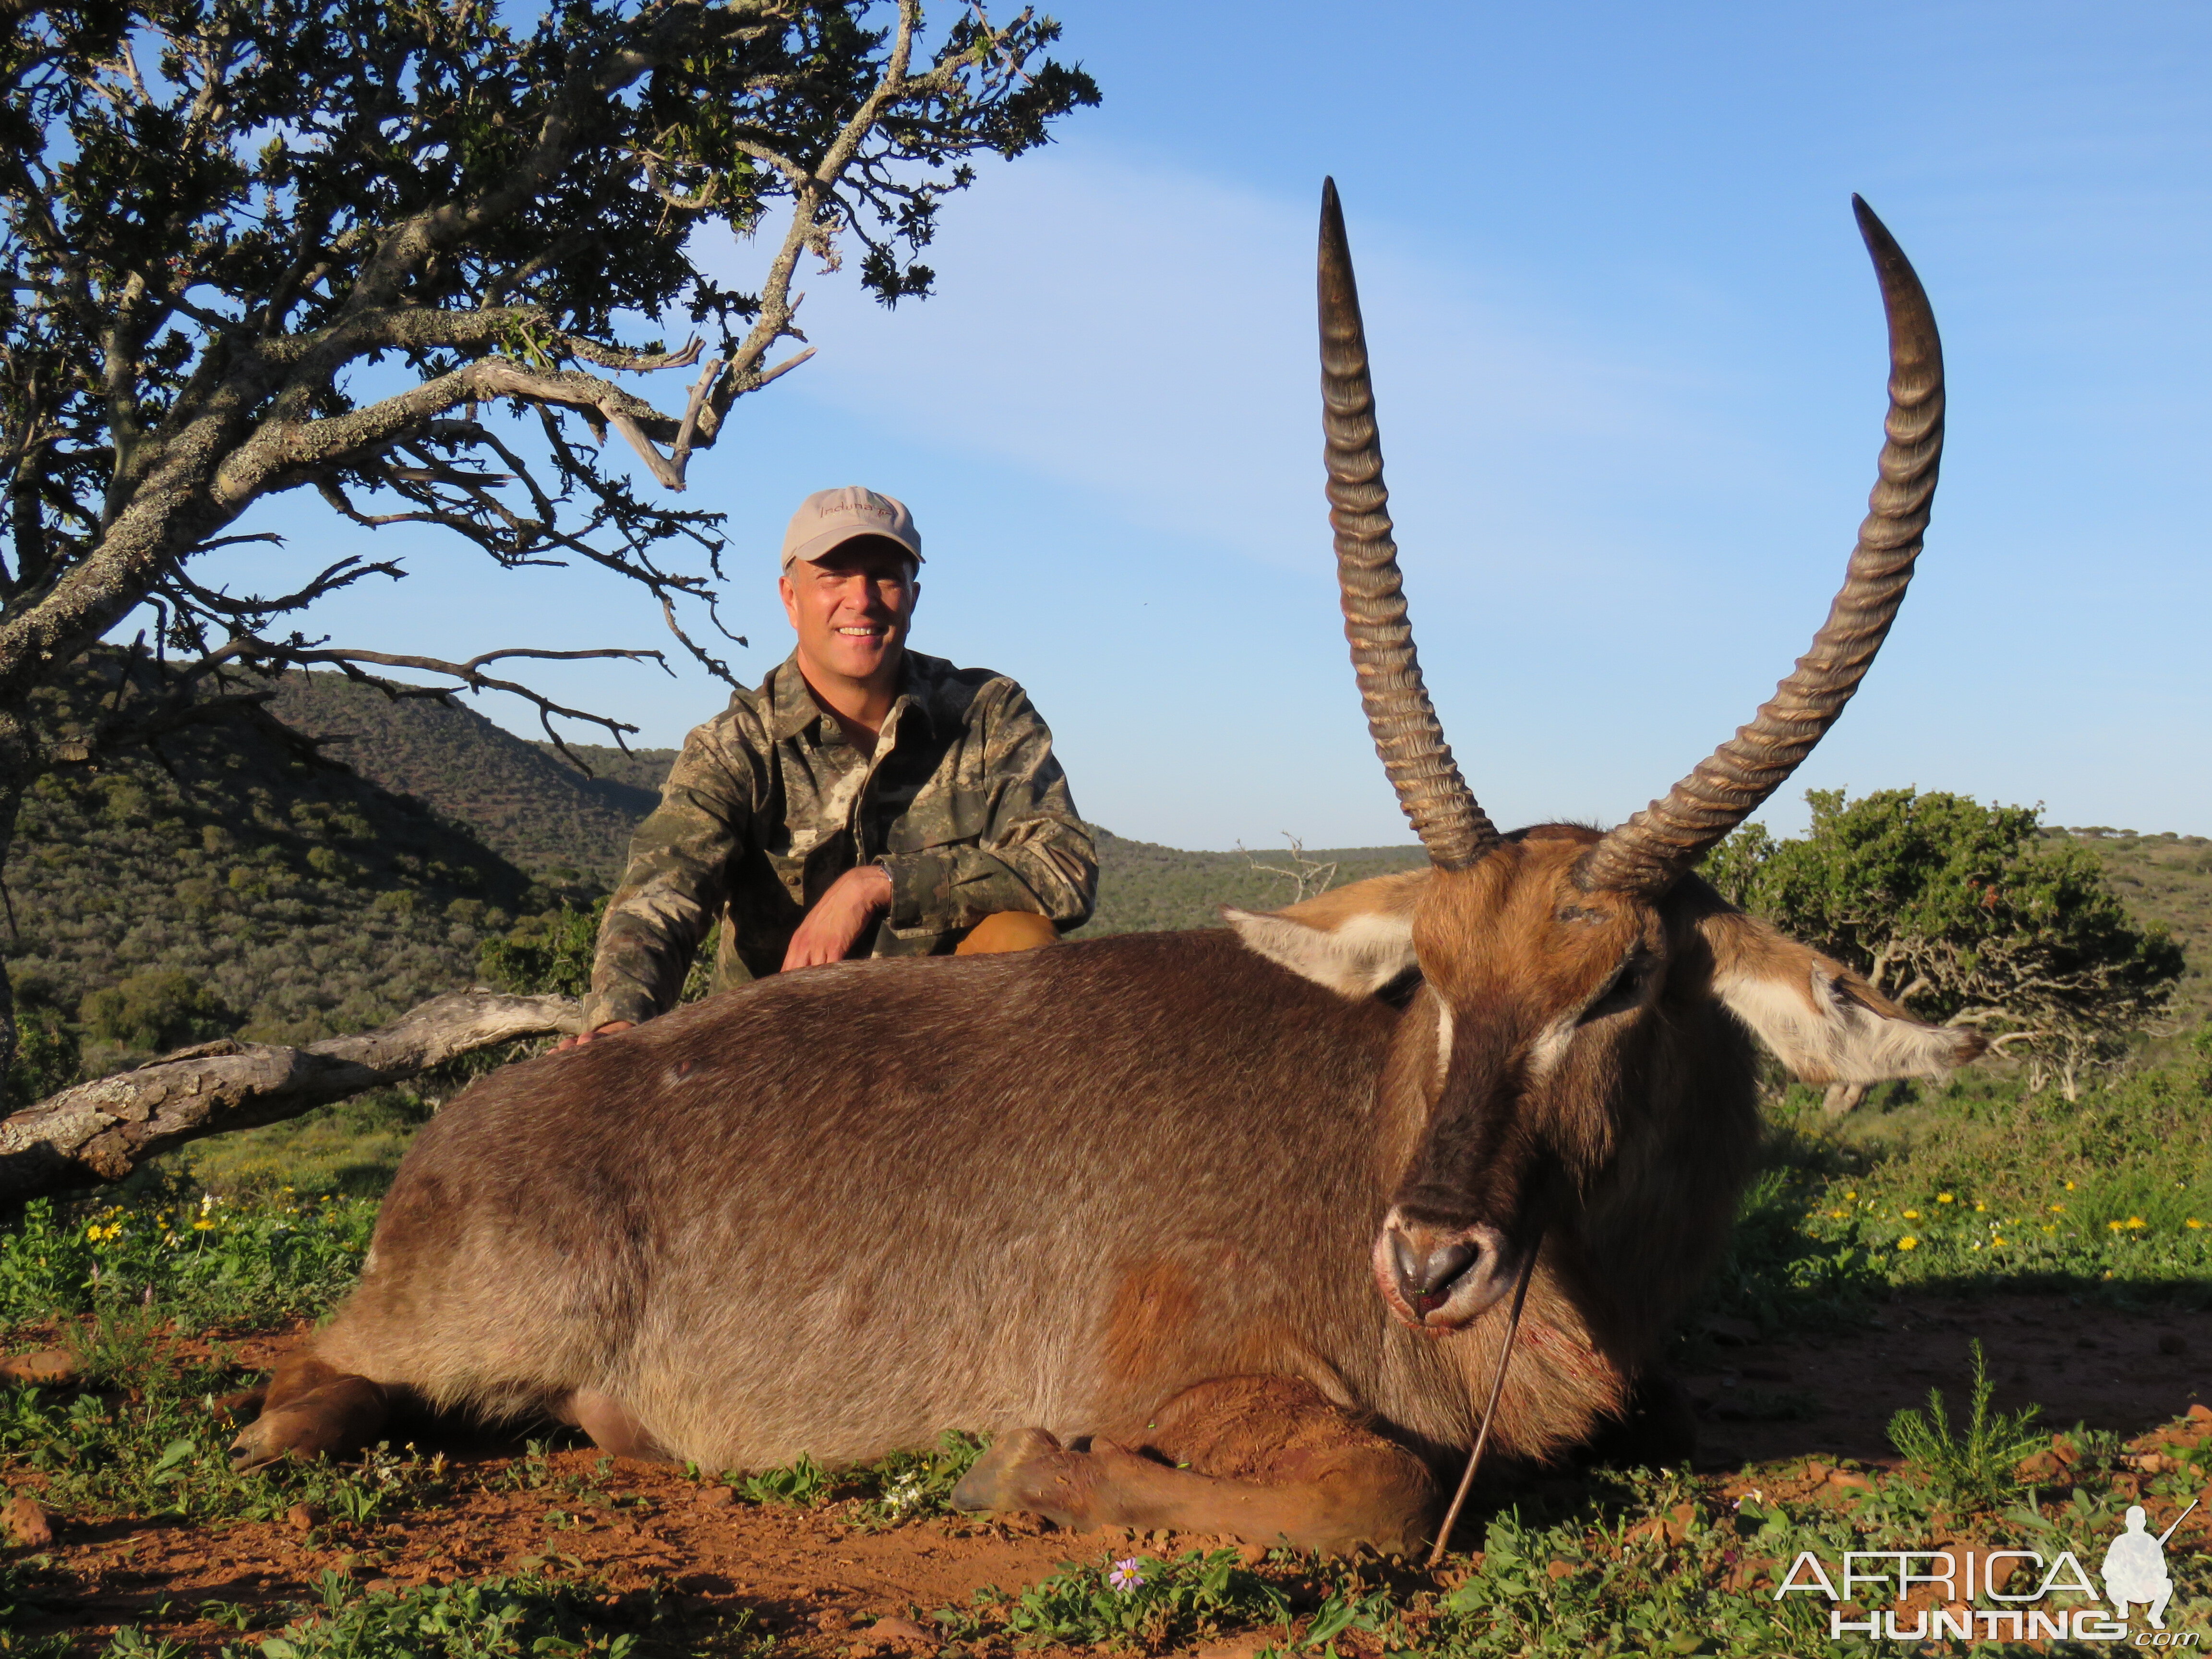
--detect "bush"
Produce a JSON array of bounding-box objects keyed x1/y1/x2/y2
[
  {"x1": 75, "y1": 969, "x2": 232, "y2": 1053},
  {"x1": 1707, "y1": 789, "x2": 2184, "y2": 1097}
]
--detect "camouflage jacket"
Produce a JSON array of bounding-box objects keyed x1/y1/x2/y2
[{"x1": 581, "y1": 650, "x2": 1096, "y2": 1028}]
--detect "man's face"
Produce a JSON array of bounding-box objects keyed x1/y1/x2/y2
[{"x1": 779, "y1": 536, "x2": 920, "y2": 685}]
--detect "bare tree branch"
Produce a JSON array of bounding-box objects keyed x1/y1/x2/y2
[{"x1": 0, "y1": 989, "x2": 581, "y2": 1201}]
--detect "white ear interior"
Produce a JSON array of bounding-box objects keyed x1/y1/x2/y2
[
  {"x1": 1715, "y1": 962, "x2": 1981, "y2": 1084},
  {"x1": 1223, "y1": 870, "x2": 1426, "y2": 998}
]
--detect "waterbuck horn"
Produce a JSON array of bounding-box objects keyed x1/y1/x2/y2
[
  {"x1": 1319, "y1": 178, "x2": 1498, "y2": 872},
  {"x1": 1574, "y1": 196, "x2": 1945, "y2": 897}
]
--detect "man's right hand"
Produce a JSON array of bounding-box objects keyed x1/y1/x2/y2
[{"x1": 553, "y1": 1020, "x2": 634, "y2": 1053}]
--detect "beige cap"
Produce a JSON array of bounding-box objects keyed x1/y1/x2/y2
[{"x1": 780, "y1": 486, "x2": 924, "y2": 571}]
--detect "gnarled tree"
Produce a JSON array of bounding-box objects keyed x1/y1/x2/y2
[{"x1": 0, "y1": 0, "x2": 1097, "y2": 1096}]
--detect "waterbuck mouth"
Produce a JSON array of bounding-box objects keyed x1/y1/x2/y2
[{"x1": 1372, "y1": 1214, "x2": 1520, "y2": 1332}]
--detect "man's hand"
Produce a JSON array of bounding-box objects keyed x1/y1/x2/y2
[
  {"x1": 553, "y1": 1020, "x2": 634, "y2": 1053},
  {"x1": 782, "y1": 864, "x2": 893, "y2": 971}
]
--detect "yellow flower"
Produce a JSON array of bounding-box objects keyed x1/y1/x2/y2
[
  {"x1": 2043, "y1": 1225, "x2": 2056, "y2": 1234},
  {"x1": 2049, "y1": 1204, "x2": 2066, "y2": 1213},
  {"x1": 85, "y1": 1224, "x2": 101, "y2": 1241},
  {"x1": 1827, "y1": 1210, "x2": 1848, "y2": 1221},
  {"x1": 2126, "y1": 1216, "x2": 2147, "y2": 1230},
  {"x1": 1973, "y1": 1201, "x2": 1986, "y2": 1212},
  {"x1": 192, "y1": 1218, "x2": 214, "y2": 1232},
  {"x1": 2065, "y1": 1180, "x2": 2077, "y2": 1190},
  {"x1": 1902, "y1": 1209, "x2": 1921, "y2": 1220},
  {"x1": 1937, "y1": 1193, "x2": 1954, "y2": 1204},
  {"x1": 2110, "y1": 1221, "x2": 2124, "y2": 1232},
  {"x1": 1992, "y1": 1236, "x2": 2006, "y2": 1246},
  {"x1": 2189, "y1": 1219, "x2": 2204, "y2": 1230},
  {"x1": 1844, "y1": 1191, "x2": 1857, "y2": 1202},
  {"x1": 1897, "y1": 1237, "x2": 1919, "y2": 1250}
]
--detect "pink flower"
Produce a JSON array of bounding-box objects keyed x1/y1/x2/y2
[{"x1": 1109, "y1": 1558, "x2": 1145, "y2": 1593}]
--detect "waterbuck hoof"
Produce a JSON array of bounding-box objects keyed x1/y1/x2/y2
[
  {"x1": 951, "y1": 1427, "x2": 1088, "y2": 1525},
  {"x1": 227, "y1": 1376, "x2": 389, "y2": 1469}
]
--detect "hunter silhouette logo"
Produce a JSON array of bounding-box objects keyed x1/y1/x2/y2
[
  {"x1": 1775, "y1": 1498, "x2": 2200, "y2": 1644},
  {"x1": 2105, "y1": 1502, "x2": 2193, "y2": 1631}
]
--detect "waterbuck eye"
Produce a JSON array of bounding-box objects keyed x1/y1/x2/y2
[{"x1": 1580, "y1": 954, "x2": 1650, "y2": 1022}]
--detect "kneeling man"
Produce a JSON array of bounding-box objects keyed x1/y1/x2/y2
[{"x1": 568, "y1": 486, "x2": 1096, "y2": 1045}]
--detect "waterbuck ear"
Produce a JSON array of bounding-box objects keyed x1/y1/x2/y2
[
  {"x1": 1224, "y1": 869, "x2": 1429, "y2": 998},
  {"x1": 1696, "y1": 909, "x2": 1985, "y2": 1084}
]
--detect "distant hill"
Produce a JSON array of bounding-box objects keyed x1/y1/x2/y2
[
  {"x1": 1081, "y1": 829, "x2": 1424, "y2": 934},
  {"x1": 2, "y1": 659, "x2": 541, "y2": 1103},
  {"x1": 262, "y1": 670, "x2": 675, "y2": 885},
  {"x1": 2054, "y1": 828, "x2": 2212, "y2": 1034}
]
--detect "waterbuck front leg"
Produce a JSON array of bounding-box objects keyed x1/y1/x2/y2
[
  {"x1": 228, "y1": 1352, "x2": 397, "y2": 1469},
  {"x1": 952, "y1": 1376, "x2": 1435, "y2": 1557}
]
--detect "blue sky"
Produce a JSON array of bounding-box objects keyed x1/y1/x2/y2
[{"x1": 206, "y1": 1, "x2": 2211, "y2": 849}]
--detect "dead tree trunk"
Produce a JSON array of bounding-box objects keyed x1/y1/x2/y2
[{"x1": 0, "y1": 989, "x2": 579, "y2": 1202}]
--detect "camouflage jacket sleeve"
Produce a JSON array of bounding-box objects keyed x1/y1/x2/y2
[
  {"x1": 581, "y1": 731, "x2": 760, "y2": 1029},
  {"x1": 879, "y1": 679, "x2": 1097, "y2": 938}
]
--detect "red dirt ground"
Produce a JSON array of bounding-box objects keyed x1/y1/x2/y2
[{"x1": 8, "y1": 1289, "x2": 2212, "y2": 1654}]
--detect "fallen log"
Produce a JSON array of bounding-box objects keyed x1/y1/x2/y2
[{"x1": 0, "y1": 989, "x2": 580, "y2": 1202}]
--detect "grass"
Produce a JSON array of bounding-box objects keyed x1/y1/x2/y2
[{"x1": 1884, "y1": 1340, "x2": 2046, "y2": 1510}]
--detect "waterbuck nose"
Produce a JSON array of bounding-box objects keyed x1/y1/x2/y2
[{"x1": 1387, "y1": 1224, "x2": 1481, "y2": 1314}]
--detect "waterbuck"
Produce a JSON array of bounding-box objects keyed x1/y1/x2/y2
[{"x1": 232, "y1": 184, "x2": 1975, "y2": 1556}]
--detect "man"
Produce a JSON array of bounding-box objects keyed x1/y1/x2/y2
[{"x1": 564, "y1": 486, "x2": 1096, "y2": 1046}]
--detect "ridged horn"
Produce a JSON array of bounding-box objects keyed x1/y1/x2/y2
[
  {"x1": 1575, "y1": 196, "x2": 1945, "y2": 897},
  {"x1": 1319, "y1": 178, "x2": 1498, "y2": 872}
]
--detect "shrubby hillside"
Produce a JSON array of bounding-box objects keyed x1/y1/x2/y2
[
  {"x1": 1081, "y1": 829, "x2": 1424, "y2": 933},
  {"x1": 2070, "y1": 827, "x2": 2212, "y2": 1032},
  {"x1": 1, "y1": 663, "x2": 544, "y2": 1104},
  {"x1": 263, "y1": 669, "x2": 675, "y2": 886}
]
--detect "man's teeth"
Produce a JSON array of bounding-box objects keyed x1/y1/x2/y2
[{"x1": 836, "y1": 626, "x2": 884, "y2": 636}]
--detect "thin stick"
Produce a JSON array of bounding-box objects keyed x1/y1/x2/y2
[
  {"x1": 2157, "y1": 1498, "x2": 2199, "y2": 1548},
  {"x1": 1425, "y1": 1229, "x2": 1543, "y2": 1570}
]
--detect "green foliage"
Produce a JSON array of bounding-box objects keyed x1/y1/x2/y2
[
  {"x1": 1707, "y1": 789, "x2": 2185, "y2": 1094},
  {"x1": 847, "y1": 1431, "x2": 987, "y2": 1525},
  {"x1": 0, "y1": 1305, "x2": 443, "y2": 1528},
  {"x1": 233, "y1": 1574, "x2": 642, "y2": 1659},
  {"x1": 945, "y1": 1548, "x2": 1294, "y2": 1654},
  {"x1": 0, "y1": 988, "x2": 76, "y2": 1112},
  {"x1": 727, "y1": 1451, "x2": 832, "y2": 1508},
  {"x1": 175, "y1": 1087, "x2": 438, "y2": 1202},
  {"x1": 76, "y1": 969, "x2": 231, "y2": 1052},
  {"x1": 478, "y1": 903, "x2": 606, "y2": 1000},
  {"x1": 0, "y1": 1185, "x2": 374, "y2": 1330},
  {"x1": 1, "y1": 658, "x2": 540, "y2": 1095},
  {"x1": 269, "y1": 673, "x2": 671, "y2": 890},
  {"x1": 1771, "y1": 1026, "x2": 2212, "y2": 1296},
  {"x1": 1885, "y1": 1340, "x2": 2044, "y2": 1511}
]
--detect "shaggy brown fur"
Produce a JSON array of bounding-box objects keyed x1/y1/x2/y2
[{"x1": 232, "y1": 826, "x2": 1980, "y2": 1553}]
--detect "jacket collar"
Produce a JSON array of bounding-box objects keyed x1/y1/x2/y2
[{"x1": 763, "y1": 651, "x2": 939, "y2": 745}]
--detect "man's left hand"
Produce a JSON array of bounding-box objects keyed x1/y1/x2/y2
[{"x1": 781, "y1": 864, "x2": 894, "y2": 971}]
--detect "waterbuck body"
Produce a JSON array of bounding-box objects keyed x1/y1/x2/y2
[{"x1": 233, "y1": 186, "x2": 1975, "y2": 1556}]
